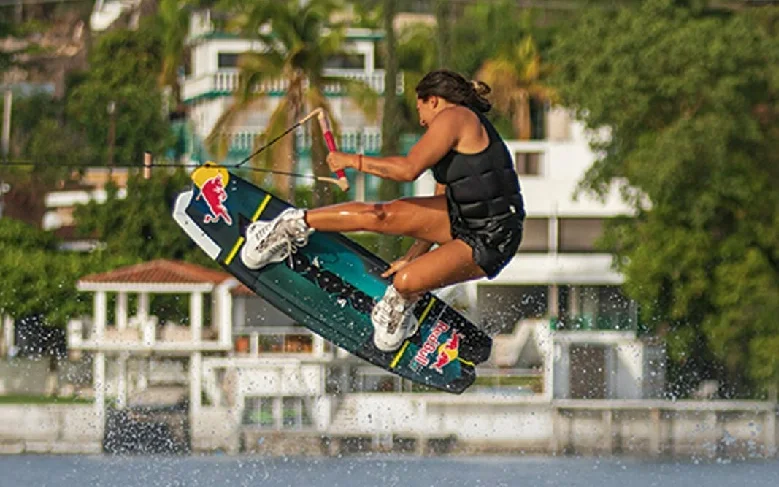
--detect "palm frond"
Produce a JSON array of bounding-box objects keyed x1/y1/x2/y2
[{"x1": 322, "y1": 76, "x2": 379, "y2": 123}]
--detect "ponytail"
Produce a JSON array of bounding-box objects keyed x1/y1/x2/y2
[{"x1": 415, "y1": 69, "x2": 492, "y2": 113}]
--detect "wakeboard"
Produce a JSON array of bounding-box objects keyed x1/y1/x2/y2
[{"x1": 173, "y1": 163, "x2": 492, "y2": 393}]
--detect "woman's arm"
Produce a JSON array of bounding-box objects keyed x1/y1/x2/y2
[{"x1": 327, "y1": 109, "x2": 460, "y2": 182}]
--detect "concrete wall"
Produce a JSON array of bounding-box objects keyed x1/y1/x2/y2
[
  {"x1": 190, "y1": 406, "x2": 239, "y2": 454},
  {"x1": 0, "y1": 405, "x2": 102, "y2": 454},
  {"x1": 323, "y1": 395, "x2": 778, "y2": 458},
  {"x1": 0, "y1": 359, "x2": 54, "y2": 396}
]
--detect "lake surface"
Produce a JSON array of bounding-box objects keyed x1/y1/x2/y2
[{"x1": 1, "y1": 454, "x2": 777, "y2": 487}]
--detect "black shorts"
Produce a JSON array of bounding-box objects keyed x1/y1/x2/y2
[{"x1": 448, "y1": 205, "x2": 524, "y2": 279}]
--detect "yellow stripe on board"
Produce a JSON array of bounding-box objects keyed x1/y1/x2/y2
[
  {"x1": 389, "y1": 341, "x2": 411, "y2": 369},
  {"x1": 252, "y1": 194, "x2": 272, "y2": 222},
  {"x1": 224, "y1": 194, "x2": 271, "y2": 266},
  {"x1": 418, "y1": 298, "x2": 437, "y2": 323},
  {"x1": 390, "y1": 298, "x2": 437, "y2": 369},
  {"x1": 458, "y1": 357, "x2": 475, "y2": 367},
  {"x1": 224, "y1": 236, "x2": 244, "y2": 265}
]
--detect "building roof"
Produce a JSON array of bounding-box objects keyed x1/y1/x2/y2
[
  {"x1": 80, "y1": 259, "x2": 231, "y2": 285},
  {"x1": 76, "y1": 259, "x2": 253, "y2": 298}
]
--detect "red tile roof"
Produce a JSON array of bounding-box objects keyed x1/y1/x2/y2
[
  {"x1": 79, "y1": 259, "x2": 257, "y2": 296},
  {"x1": 80, "y1": 259, "x2": 231, "y2": 285}
]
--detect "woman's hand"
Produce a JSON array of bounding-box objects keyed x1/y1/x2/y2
[
  {"x1": 381, "y1": 257, "x2": 410, "y2": 279},
  {"x1": 326, "y1": 152, "x2": 358, "y2": 173},
  {"x1": 380, "y1": 239, "x2": 435, "y2": 279}
]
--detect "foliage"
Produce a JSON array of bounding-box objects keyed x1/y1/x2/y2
[
  {"x1": 550, "y1": 0, "x2": 779, "y2": 395},
  {"x1": 73, "y1": 169, "x2": 212, "y2": 265},
  {"x1": 475, "y1": 35, "x2": 557, "y2": 140},
  {"x1": 374, "y1": 0, "x2": 404, "y2": 260},
  {"x1": 66, "y1": 26, "x2": 173, "y2": 166},
  {"x1": 2, "y1": 93, "x2": 93, "y2": 174},
  {"x1": 207, "y1": 0, "x2": 377, "y2": 205},
  {"x1": 449, "y1": 0, "x2": 535, "y2": 77},
  {"x1": 0, "y1": 219, "x2": 131, "y2": 328},
  {"x1": 146, "y1": 0, "x2": 192, "y2": 104}
]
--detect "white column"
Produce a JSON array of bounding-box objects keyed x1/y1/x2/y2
[
  {"x1": 117, "y1": 352, "x2": 127, "y2": 408},
  {"x1": 116, "y1": 292, "x2": 128, "y2": 330},
  {"x1": 250, "y1": 332, "x2": 259, "y2": 356},
  {"x1": 549, "y1": 212, "x2": 559, "y2": 255},
  {"x1": 549, "y1": 285, "x2": 559, "y2": 318},
  {"x1": 217, "y1": 284, "x2": 233, "y2": 347},
  {"x1": 94, "y1": 291, "x2": 107, "y2": 341},
  {"x1": 138, "y1": 292, "x2": 150, "y2": 319},
  {"x1": 189, "y1": 352, "x2": 202, "y2": 419},
  {"x1": 190, "y1": 292, "x2": 203, "y2": 343},
  {"x1": 313, "y1": 334, "x2": 324, "y2": 357},
  {"x1": 94, "y1": 352, "x2": 106, "y2": 426},
  {"x1": 2, "y1": 315, "x2": 14, "y2": 356},
  {"x1": 232, "y1": 295, "x2": 245, "y2": 346},
  {"x1": 765, "y1": 409, "x2": 776, "y2": 457}
]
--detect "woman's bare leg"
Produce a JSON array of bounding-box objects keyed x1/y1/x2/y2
[
  {"x1": 391, "y1": 239, "x2": 487, "y2": 298},
  {"x1": 304, "y1": 195, "x2": 453, "y2": 245}
]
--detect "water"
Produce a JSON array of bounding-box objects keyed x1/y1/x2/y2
[{"x1": 1, "y1": 455, "x2": 778, "y2": 487}]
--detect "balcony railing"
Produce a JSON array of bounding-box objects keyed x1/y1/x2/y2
[
  {"x1": 216, "y1": 128, "x2": 384, "y2": 157},
  {"x1": 550, "y1": 313, "x2": 641, "y2": 332},
  {"x1": 183, "y1": 69, "x2": 403, "y2": 102}
]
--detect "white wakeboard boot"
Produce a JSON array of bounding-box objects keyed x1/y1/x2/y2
[
  {"x1": 372, "y1": 285, "x2": 419, "y2": 352},
  {"x1": 241, "y1": 208, "x2": 313, "y2": 270}
]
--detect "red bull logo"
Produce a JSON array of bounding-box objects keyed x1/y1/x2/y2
[
  {"x1": 431, "y1": 333, "x2": 459, "y2": 373},
  {"x1": 192, "y1": 164, "x2": 232, "y2": 226},
  {"x1": 410, "y1": 321, "x2": 459, "y2": 374}
]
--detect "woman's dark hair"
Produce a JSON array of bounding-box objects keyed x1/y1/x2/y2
[{"x1": 415, "y1": 69, "x2": 492, "y2": 113}]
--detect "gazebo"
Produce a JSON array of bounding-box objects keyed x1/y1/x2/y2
[{"x1": 68, "y1": 259, "x2": 243, "y2": 428}]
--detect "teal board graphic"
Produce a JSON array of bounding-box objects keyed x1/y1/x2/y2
[{"x1": 173, "y1": 164, "x2": 492, "y2": 393}]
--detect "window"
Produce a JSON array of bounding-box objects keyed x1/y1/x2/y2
[
  {"x1": 324, "y1": 53, "x2": 365, "y2": 70},
  {"x1": 477, "y1": 285, "x2": 548, "y2": 334},
  {"x1": 517, "y1": 218, "x2": 549, "y2": 252},
  {"x1": 217, "y1": 53, "x2": 240, "y2": 68},
  {"x1": 243, "y1": 397, "x2": 274, "y2": 427},
  {"x1": 515, "y1": 151, "x2": 542, "y2": 176},
  {"x1": 284, "y1": 334, "x2": 313, "y2": 353},
  {"x1": 280, "y1": 397, "x2": 312, "y2": 429},
  {"x1": 555, "y1": 285, "x2": 636, "y2": 330},
  {"x1": 559, "y1": 218, "x2": 605, "y2": 252}
]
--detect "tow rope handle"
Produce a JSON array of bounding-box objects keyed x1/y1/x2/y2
[{"x1": 314, "y1": 109, "x2": 350, "y2": 192}]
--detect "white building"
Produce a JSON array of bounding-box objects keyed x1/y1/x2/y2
[
  {"x1": 53, "y1": 5, "x2": 667, "y2": 449},
  {"x1": 181, "y1": 10, "x2": 408, "y2": 203}
]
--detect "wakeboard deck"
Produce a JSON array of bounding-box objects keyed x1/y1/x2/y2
[{"x1": 173, "y1": 164, "x2": 492, "y2": 394}]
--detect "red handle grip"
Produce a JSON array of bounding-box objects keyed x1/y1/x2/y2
[
  {"x1": 316, "y1": 111, "x2": 349, "y2": 191},
  {"x1": 322, "y1": 131, "x2": 345, "y2": 180}
]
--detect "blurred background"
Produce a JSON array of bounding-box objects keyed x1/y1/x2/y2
[{"x1": 0, "y1": 0, "x2": 777, "y2": 484}]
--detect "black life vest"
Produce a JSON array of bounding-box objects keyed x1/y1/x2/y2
[{"x1": 431, "y1": 109, "x2": 525, "y2": 230}]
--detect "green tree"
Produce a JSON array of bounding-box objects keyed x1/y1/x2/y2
[
  {"x1": 449, "y1": 0, "x2": 533, "y2": 77},
  {"x1": 0, "y1": 219, "x2": 130, "y2": 328},
  {"x1": 207, "y1": 0, "x2": 377, "y2": 205},
  {"x1": 73, "y1": 169, "x2": 212, "y2": 265},
  {"x1": 374, "y1": 0, "x2": 404, "y2": 260},
  {"x1": 475, "y1": 35, "x2": 557, "y2": 140},
  {"x1": 66, "y1": 26, "x2": 173, "y2": 167},
  {"x1": 151, "y1": 0, "x2": 192, "y2": 106},
  {"x1": 550, "y1": 0, "x2": 779, "y2": 396}
]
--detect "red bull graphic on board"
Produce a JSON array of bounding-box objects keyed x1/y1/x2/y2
[
  {"x1": 192, "y1": 163, "x2": 233, "y2": 226},
  {"x1": 431, "y1": 332, "x2": 460, "y2": 373},
  {"x1": 409, "y1": 321, "x2": 460, "y2": 374}
]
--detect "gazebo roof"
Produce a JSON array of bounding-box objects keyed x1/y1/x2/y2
[{"x1": 78, "y1": 259, "x2": 253, "y2": 294}]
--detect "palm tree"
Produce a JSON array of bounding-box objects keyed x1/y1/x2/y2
[
  {"x1": 206, "y1": 0, "x2": 377, "y2": 203},
  {"x1": 155, "y1": 0, "x2": 191, "y2": 106},
  {"x1": 376, "y1": 0, "x2": 403, "y2": 260},
  {"x1": 475, "y1": 35, "x2": 557, "y2": 140}
]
